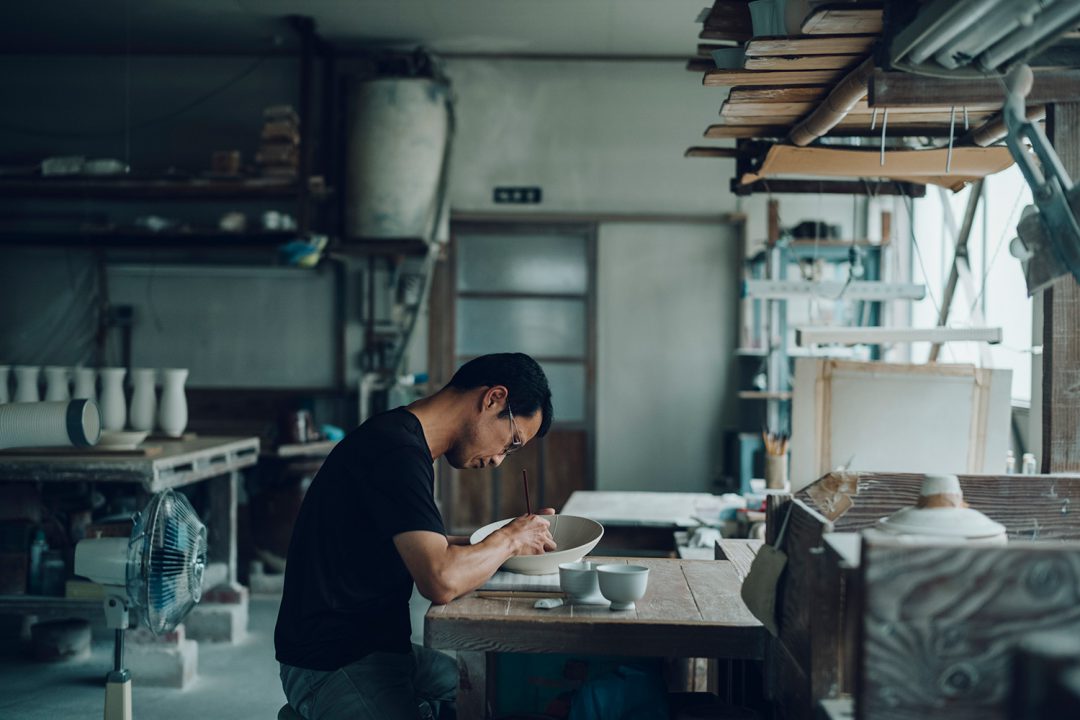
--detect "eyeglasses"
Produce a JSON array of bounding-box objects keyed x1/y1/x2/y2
[{"x1": 505, "y1": 403, "x2": 524, "y2": 456}]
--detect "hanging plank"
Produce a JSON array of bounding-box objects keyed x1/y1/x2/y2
[
  {"x1": 684, "y1": 147, "x2": 739, "y2": 158},
  {"x1": 744, "y1": 34, "x2": 877, "y2": 57},
  {"x1": 705, "y1": 122, "x2": 966, "y2": 140},
  {"x1": 800, "y1": 4, "x2": 884, "y2": 35},
  {"x1": 869, "y1": 69, "x2": 1080, "y2": 107},
  {"x1": 744, "y1": 54, "x2": 866, "y2": 71},
  {"x1": 727, "y1": 85, "x2": 831, "y2": 103},
  {"x1": 720, "y1": 100, "x2": 1000, "y2": 121},
  {"x1": 704, "y1": 68, "x2": 846, "y2": 87},
  {"x1": 733, "y1": 178, "x2": 926, "y2": 197}
]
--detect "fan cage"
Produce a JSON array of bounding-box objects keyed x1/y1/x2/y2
[{"x1": 127, "y1": 490, "x2": 208, "y2": 635}]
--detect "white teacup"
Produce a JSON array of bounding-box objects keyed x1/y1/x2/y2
[
  {"x1": 597, "y1": 564, "x2": 650, "y2": 611},
  {"x1": 558, "y1": 561, "x2": 607, "y2": 605}
]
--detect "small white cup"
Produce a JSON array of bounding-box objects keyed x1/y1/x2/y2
[
  {"x1": 597, "y1": 564, "x2": 650, "y2": 611},
  {"x1": 559, "y1": 561, "x2": 606, "y2": 605}
]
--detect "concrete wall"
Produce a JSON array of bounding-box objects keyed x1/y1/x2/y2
[{"x1": 595, "y1": 221, "x2": 740, "y2": 492}]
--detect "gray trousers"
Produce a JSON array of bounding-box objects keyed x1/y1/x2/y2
[{"x1": 280, "y1": 645, "x2": 457, "y2": 720}]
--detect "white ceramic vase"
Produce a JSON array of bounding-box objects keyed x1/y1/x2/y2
[
  {"x1": 98, "y1": 367, "x2": 127, "y2": 431},
  {"x1": 43, "y1": 366, "x2": 70, "y2": 402},
  {"x1": 72, "y1": 367, "x2": 97, "y2": 403},
  {"x1": 0, "y1": 365, "x2": 9, "y2": 404},
  {"x1": 13, "y1": 366, "x2": 41, "y2": 403},
  {"x1": 158, "y1": 368, "x2": 189, "y2": 438},
  {"x1": 129, "y1": 368, "x2": 157, "y2": 433}
]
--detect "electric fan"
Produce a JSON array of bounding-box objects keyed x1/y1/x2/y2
[{"x1": 75, "y1": 490, "x2": 208, "y2": 720}]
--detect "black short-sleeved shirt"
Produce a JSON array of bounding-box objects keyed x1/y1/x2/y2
[{"x1": 274, "y1": 408, "x2": 444, "y2": 671}]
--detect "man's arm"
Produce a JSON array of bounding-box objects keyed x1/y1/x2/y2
[{"x1": 395, "y1": 513, "x2": 557, "y2": 604}]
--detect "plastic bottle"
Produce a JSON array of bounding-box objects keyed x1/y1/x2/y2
[
  {"x1": 27, "y1": 529, "x2": 47, "y2": 595},
  {"x1": 1022, "y1": 452, "x2": 1037, "y2": 475},
  {"x1": 1005, "y1": 450, "x2": 1016, "y2": 474}
]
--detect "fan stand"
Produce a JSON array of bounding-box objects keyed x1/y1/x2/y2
[{"x1": 103, "y1": 595, "x2": 133, "y2": 720}]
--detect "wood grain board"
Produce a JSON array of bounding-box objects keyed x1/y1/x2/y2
[
  {"x1": 800, "y1": 4, "x2": 884, "y2": 35},
  {"x1": 727, "y1": 85, "x2": 831, "y2": 103},
  {"x1": 860, "y1": 538, "x2": 1080, "y2": 719},
  {"x1": 745, "y1": 35, "x2": 877, "y2": 57},
  {"x1": 704, "y1": 68, "x2": 847, "y2": 87},
  {"x1": 797, "y1": 471, "x2": 1080, "y2": 541},
  {"x1": 426, "y1": 556, "x2": 764, "y2": 659},
  {"x1": 744, "y1": 54, "x2": 866, "y2": 71},
  {"x1": 685, "y1": 147, "x2": 739, "y2": 159}
]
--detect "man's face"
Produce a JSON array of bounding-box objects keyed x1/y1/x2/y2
[{"x1": 445, "y1": 394, "x2": 543, "y2": 470}]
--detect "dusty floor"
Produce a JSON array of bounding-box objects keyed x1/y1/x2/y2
[
  {"x1": 0, "y1": 595, "x2": 288, "y2": 720},
  {"x1": 0, "y1": 588, "x2": 433, "y2": 720}
]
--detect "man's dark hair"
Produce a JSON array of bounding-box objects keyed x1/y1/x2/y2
[{"x1": 447, "y1": 353, "x2": 553, "y2": 438}]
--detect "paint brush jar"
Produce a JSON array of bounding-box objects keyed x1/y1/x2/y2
[{"x1": 765, "y1": 452, "x2": 789, "y2": 490}]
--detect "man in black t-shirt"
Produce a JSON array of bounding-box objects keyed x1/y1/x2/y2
[{"x1": 275, "y1": 353, "x2": 556, "y2": 720}]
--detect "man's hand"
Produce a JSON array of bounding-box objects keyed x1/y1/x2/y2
[{"x1": 497, "y1": 514, "x2": 557, "y2": 556}]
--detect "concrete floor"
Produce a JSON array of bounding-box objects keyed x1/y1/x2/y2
[{"x1": 0, "y1": 595, "x2": 287, "y2": 720}]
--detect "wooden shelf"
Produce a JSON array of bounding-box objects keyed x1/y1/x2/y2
[
  {"x1": 0, "y1": 176, "x2": 330, "y2": 201},
  {"x1": 0, "y1": 228, "x2": 305, "y2": 247}
]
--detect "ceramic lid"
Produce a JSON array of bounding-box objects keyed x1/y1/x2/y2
[{"x1": 877, "y1": 506, "x2": 1006, "y2": 539}]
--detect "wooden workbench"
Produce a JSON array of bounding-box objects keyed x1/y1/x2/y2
[
  {"x1": 0, "y1": 435, "x2": 259, "y2": 618},
  {"x1": 425, "y1": 556, "x2": 764, "y2": 718}
]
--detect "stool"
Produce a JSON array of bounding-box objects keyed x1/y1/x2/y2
[{"x1": 277, "y1": 705, "x2": 302, "y2": 720}]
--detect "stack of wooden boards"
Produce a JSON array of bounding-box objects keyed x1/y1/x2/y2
[{"x1": 256, "y1": 105, "x2": 301, "y2": 180}]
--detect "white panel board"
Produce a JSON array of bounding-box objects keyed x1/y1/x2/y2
[{"x1": 790, "y1": 359, "x2": 1012, "y2": 492}]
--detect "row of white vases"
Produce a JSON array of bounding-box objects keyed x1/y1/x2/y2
[{"x1": 0, "y1": 365, "x2": 188, "y2": 437}]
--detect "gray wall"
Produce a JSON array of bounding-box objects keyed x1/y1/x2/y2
[{"x1": 596, "y1": 222, "x2": 740, "y2": 492}]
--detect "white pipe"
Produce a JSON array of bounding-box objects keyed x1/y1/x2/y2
[
  {"x1": 0, "y1": 399, "x2": 100, "y2": 450},
  {"x1": 979, "y1": 0, "x2": 1080, "y2": 70}
]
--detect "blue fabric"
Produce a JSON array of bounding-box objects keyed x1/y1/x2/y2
[{"x1": 568, "y1": 665, "x2": 670, "y2": 720}]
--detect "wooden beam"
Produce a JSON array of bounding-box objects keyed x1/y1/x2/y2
[
  {"x1": 744, "y1": 34, "x2": 877, "y2": 57},
  {"x1": 869, "y1": 69, "x2": 1080, "y2": 107},
  {"x1": 727, "y1": 85, "x2": 831, "y2": 103},
  {"x1": 705, "y1": 123, "x2": 963, "y2": 139},
  {"x1": 731, "y1": 178, "x2": 926, "y2": 197},
  {"x1": 704, "y1": 68, "x2": 846, "y2": 87},
  {"x1": 1043, "y1": 102, "x2": 1080, "y2": 473},
  {"x1": 744, "y1": 54, "x2": 867, "y2": 71},
  {"x1": 684, "y1": 147, "x2": 738, "y2": 158},
  {"x1": 800, "y1": 3, "x2": 884, "y2": 35}
]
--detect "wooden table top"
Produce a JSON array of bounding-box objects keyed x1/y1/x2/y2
[
  {"x1": 0, "y1": 435, "x2": 260, "y2": 491},
  {"x1": 425, "y1": 557, "x2": 764, "y2": 660}
]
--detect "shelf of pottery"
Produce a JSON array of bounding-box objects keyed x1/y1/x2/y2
[{"x1": 0, "y1": 365, "x2": 190, "y2": 449}]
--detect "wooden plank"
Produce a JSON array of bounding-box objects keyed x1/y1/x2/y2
[
  {"x1": 705, "y1": 123, "x2": 960, "y2": 140},
  {"x1": 859, "y1": 539, "x2": 1080, "y2": 719},
  {"x1": 722, "y1": 98, "x2": 1002, "y2": 116},
  {"x1": 800, "y1": 4, "x2": 883, "y2": 35},
  {"x1": 797, "y1": 472, "x2": 1080, "y2": 541},
  {"x1": 744, "y1": 54, "x2": 865, "y2": 71},
  {"x1": 1044, "y1": 103, "x2": 1080, "y2": 473},
  {"x1": 869, "y1": 69, "x2": 1080, "y2": 107},
  {"x1": 703, "y1": 0, "x2": 752, "y2": 39},
  {"x1": 714, "y1": 538, "x2": 763, "y2": 581},
  {"x1": 633, "y1": 557, "x2": 701, "y2": 622},
  {"x1": 686, "y1": 58, "x2": 714, "y2": 73},
  {"x1": 733, "y1": 178, "x2": 926, "y2": 197},
  {"x1": 778, "y1": 501, "x2": 833, "y2": 676},
  {"x1": 745, "y1": 35, "x2": 877, "y2": 57},
  {"x1": 719, "y1": 109, "x2": 997, "y2": 125},
  {"x1": 685, "y1": 147, "x2": 739, "y2": 159},
  {"x1": 704, "y1": 68, "x2": 845, "y2": 87},
  {"x1": 682, "y1": 559, "x2": 759, "y2": 625},
  {"x1": 727, "y1": 85, "x2": 830, "y2": 104}
]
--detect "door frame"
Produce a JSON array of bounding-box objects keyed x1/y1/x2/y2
[{"x1": 428, "y1": 218, "x2": 598, "y2": 531}]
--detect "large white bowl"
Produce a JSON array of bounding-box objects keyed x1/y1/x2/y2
[{"x1": 470, "y1": 514, "x2": 604, "y2": 575}]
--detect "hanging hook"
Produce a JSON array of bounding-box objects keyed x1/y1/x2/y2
[{"x1": 880, "y1": 108, "x2": 888, "y2": 167}]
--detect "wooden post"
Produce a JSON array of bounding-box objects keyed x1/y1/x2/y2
[{"x1": 1042, "y1": 103, "x2": 1080, "y2": 473}]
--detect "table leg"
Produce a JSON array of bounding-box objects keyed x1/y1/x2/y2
[
  {"x1": 457, "y1": 651, "x2": 489, "y2": 719},
  {"x1": 207, "y1": 470, "x2": 238, "y2": 585}
]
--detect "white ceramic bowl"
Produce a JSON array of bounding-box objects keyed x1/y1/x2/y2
[
  {"x1": 470, "y1": 514, "x2": 604, "y2": 575},
  {"x1": 97, "y1": 430, "x2": 149, "y2": 450},
  {"x1": 597, "y1": 564, "x2": 650, "y2": 611},
  {"x1": 559, "y1": 561, "x2": 607, "y2": 604}
]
